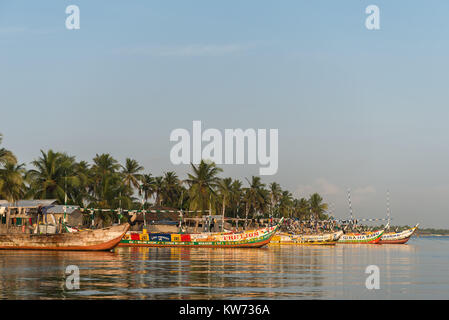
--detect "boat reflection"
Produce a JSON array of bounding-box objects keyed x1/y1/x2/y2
[
  {"x1": 116, "y1": 246, "x2": 334, "y2": 299},
  {"x1": 0, "y1": 241, "x2": 425, "y2": 299}
]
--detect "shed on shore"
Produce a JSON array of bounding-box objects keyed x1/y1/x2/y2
[{"x1": 129, "y1": 206, "x2": 180, "y2": 233}]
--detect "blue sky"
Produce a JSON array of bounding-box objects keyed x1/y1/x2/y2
[{"x1": 1, "y1": 1, "x2": 449, "y2": 227}]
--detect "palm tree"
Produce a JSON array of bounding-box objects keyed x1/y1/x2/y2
[
  {"x1": 72, "y1": 161, "x2": 92, "y2": 207},
  {"x1": 243, "y1": 176, "x2": 266, "y2": 228},
  {"x1": 28, "y1": 150, "x2": 79, "y2": 203},
  {"x1": 141, "y1": 173, "x2": 156, "y2": 207},
  {"x1": 309, "y1": 193, "x2": 328, "y2": 221},
  {"x1": 218, "y1": 177, "x2": 233, "y2": 230},
  {"x1": 0, "y1": 134, "x2": 16, "y2": 166},
  {"x1": 0, "y1": 162, "x2": 26, "y2": 203},
  {"x1": 278, "y1": 190, "x2": 293, "y2": 217},
  {"x1": 121, "y1": 158, "x2": 144, "y2": 191},
  {"x1": 153, "y1": 176, "x2": 164, "y2": 206},
  {"x1": 230, "y1": 179, "x2": 243, "y2": 218},
  {"x1": 161, "y1": 171, "x2": 181, "y2": 207},
  {"x1": 297, "y1": 197, "x2": 310, "y2": 219},
  {"x1": 185, "y1": 160, "x2": 222, "y2": 216},
  {"x1": 91, "y1": 153, "x2": 120, "y2": 186},
  {"x1": 92, "y1": 153, "x2": 121, "y2": 173},
  {"x1": 269, "y1": 182, "x2": 282, "y2": 217},
  {"x1": 90, "y1": 154, "x2": 121, "y2": 207}
]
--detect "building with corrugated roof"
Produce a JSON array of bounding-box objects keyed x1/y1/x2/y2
[{"x1": 0, "y1": 199, "x2": 85, "y2": 233}]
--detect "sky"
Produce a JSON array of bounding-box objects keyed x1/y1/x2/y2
[{"x1": 1, "y1": 1, "x2": 448, "y2": 228}]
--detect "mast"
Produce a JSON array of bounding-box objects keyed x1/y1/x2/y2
[
  {"x1": 222, "y1": 193, "x2": 225, "y2": 232},
  {"x1": 179, "y1": 190, "x2": 184, "y2": 233},
  {"x1": 120, "y1": 191, "x2": 124, "y2": 226},
  {"x1": 328, "y1": 202, "x2": 334, "y2": 219},
  {"x1": 347, "y1": 188, "x2": 353, "y2": 222},
  {"x1": 64, "y1": 173, "x2": 67, "y2": 225},
  {"x1": 209, "y1": 193, "x2": 212, "y2": 232},
  {"x1": 386, "y1": 190, "x2": 391, "y2": 229}
]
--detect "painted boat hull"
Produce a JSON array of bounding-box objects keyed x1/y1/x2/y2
[
  {"x1": 338, "y1": 229, "x2": 384, "y2": 244},
  {"x1": 379, "y1": 225, "x2": 418, "y2": 244},
  {"x1": 0, "y1": 224, "x2": 129, "y2": 251},
  {"x1": 119, "y1": 223, "x2": 281, "y2": 248},
  {"x1": 269, "y1": 231, "x2": 343, "y2": 245}
]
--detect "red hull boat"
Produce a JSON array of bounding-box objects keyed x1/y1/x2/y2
[{"x1": 379, "y1": 224, "x2": 418, "y2": 244}]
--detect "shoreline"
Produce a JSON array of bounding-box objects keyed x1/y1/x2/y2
[{"x1": 415, "y1": 234, "x2": 449, "y2": 237}]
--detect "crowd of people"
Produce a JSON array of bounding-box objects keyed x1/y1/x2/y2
[{"x1": 280, "y1": 218, "x2": 380, "y2": 234}]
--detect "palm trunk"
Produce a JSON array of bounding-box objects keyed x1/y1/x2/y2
[
  {"x1": 222, "y1": 196, "x2": 225, "y2": 232},
  {"x1": 244, "y1": 203, "x2": 249, "y2": 230},
  {"x1": 5, "y1": 207, "x2": 10, "y2": 234}
]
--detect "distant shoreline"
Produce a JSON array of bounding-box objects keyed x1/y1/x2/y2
[
  {"x1": 415, "y1": 233, "x2": 449, "y2": 237},
  {"x1": 414, "y1": 228, "x2": 449, "y2": 237}
]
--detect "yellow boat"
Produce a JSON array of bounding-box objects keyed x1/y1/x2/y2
[{"x1": 269, "y1": 230, "x2": 343, "y2": 245}]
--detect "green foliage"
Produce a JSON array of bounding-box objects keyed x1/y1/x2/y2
[
  {"x1": 185, "y1": 160, "x2": 222, "y2": 215},
  {"x1": 0, "y1": 134, "x2": 332, "y2": 225}
]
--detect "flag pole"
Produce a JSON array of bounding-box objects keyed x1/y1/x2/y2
[{"x1": 347, "y1": 188, "x2": 354, "y2": 227}]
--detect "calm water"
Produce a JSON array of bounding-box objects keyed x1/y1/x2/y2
[{"x1": 0, "y1": 237, "x2": 448, "y2": 299}]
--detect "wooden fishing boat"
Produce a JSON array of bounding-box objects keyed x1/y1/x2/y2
[
  {"x1": 338, "y1": 228, "x2": 385, "y2": 244},
  {"x1": 379, "y1": 224, "x2": 418, "y2": 244},
  {"x1": 269, "y1": 230, "x2": 343, "y2": 245},
  {"x1": 119, "y1": 218, "x2": 283, "y2": 248},
  {"x1": 0, "y1": 223, "x2": 129, "y2": 251}
]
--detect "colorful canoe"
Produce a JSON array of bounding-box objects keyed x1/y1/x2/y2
[
  {"x1": 338, "y1": 228, "x2": 384, "y2": 244},
  {"x1": 269, "y1": 230, "x2": 343, "y2": 245},
  {"x1": 119, "y1": 218, "x2": 283, "y2": 248},
  {"x1": 379, "y1": 224, "x2": 418, "y2": 244},
  {"x1": 0, "y1": 223, "x2": 129, "y2": 251}
]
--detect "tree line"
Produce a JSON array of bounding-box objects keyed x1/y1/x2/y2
[{"x1": 0, "y1": 133, "x2": 329, "y2": 223}]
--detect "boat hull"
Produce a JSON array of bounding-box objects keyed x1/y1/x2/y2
[
  {"x1": 269, "y1": 231, "x2": 343, "y2": 246},
  {"x1": 0, "y1": 224, "x2": 129, "y2": 251},
  {"x1": 378, "y1": 238, "x2": 410, "y2": 244},
  {"x1": 119, "y1": 238, "x2": 272, "y2": 248},
  {"x1": 338, "y1": 229, "x2": 384, "y2": 244},
  {"x1": 379, "y1": 225, "x2": 418, "y2": 244},
  {"x1": 119, "y1": 223, "x2": 280, "y2": 248}
]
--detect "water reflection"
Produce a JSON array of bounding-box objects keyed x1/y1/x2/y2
[{"x1": 0, "y1": 238, "x2": 448, "y2": 299}]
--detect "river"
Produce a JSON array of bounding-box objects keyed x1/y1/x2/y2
[{"x1": 0, "y1": 237, "x2": 448, "y2": 299}]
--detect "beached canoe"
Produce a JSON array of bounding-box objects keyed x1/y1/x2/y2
[
  {"x1": 338, "y1": 228, "x2": 384, "y2": 244},
  {"x1": 379, "y1": 224, "x2": 418, "y2": 244},
  {"x1": 269, "y1": 230, "x2": 343, "y2": 245},
  {"x1": 0, "y1": 223, "x2": 129, "y2": 251},
  {"x1": 119, "y1": 218, "x2": 283, "y2": 248}
]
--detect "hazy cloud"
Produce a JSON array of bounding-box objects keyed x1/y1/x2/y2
[
  {"x1": 0, "y1": 26, "x2": 52, "y2": 36},
  {"x1": 295, "y1": 178, "x2": 342, "y2": 198},
  {"x1": 295, "y1": 180, "x2": 376, "y2": 207},
  {"x1": 350, "y1": 185, "x2": 377, "y2": 206},
  {"x1": 433, "y1": 185, "x2": 449, "y2": 195},
  {"x1": 353, "y1": 186, "x2": 376, "y2": 195},
  {"x1": 114, "y1": 44, "x2": 251, "y2": 57},
  {"x1": 0, "y1": 26, "x2": 27, "y2": 34}
]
